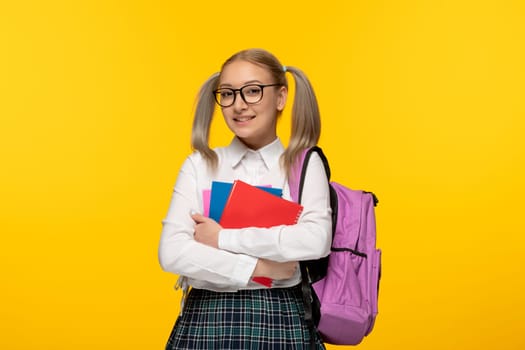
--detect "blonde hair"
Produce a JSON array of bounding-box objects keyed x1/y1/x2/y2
[{"x1": 191, "y1": 48, "x2": 321, "y2": 176}]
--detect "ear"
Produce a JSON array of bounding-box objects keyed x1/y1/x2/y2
[{"x1": 276, "y1": 86, "x2": 288, "y2": 112}]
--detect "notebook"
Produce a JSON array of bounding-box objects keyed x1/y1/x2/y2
[
  {"x1": 208, "y1": 181, "x2": 282, "y2": 222},
  {"x1": 219, "y1": 180, "x2": 303, "y2": 229},
  {"x1": 219, "y1": 180, "x2": 303, "y2": 288}
]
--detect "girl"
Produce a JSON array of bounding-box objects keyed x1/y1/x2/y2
[{"x1": 159, "y1": 48, "x2": 332, "y2": 349}]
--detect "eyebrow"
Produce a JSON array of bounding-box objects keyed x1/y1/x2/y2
[{"x1": 219, "y1": 80, "x2": 263, "y2": 88}]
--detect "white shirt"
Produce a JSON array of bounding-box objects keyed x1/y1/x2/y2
[{"x1": 159, "y1": 137, "x2": 332, "y2": 292}]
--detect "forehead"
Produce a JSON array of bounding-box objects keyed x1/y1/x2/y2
[{"x1": 219, "y1": 60, "x2": 272, "y2": 87}]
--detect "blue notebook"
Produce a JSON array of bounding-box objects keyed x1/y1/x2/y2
[{"x1": 209, "y1": 181, "x2": 282, "y2": 222}]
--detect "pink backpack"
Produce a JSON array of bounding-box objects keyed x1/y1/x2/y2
[{"x1": 289, "y1": 147, "x2": 381, "y2": 347}]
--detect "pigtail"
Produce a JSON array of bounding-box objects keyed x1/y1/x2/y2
[
  {"x1": 191, "y1": 72, "x2": 220, "y2": 171},
  {"x1": 281, "y1": 66, "x2": 321, "y2": 176}
]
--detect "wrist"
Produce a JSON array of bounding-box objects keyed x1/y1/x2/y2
[{"x1": 252, "y1": 259, "x2": 266, "y2": 277}]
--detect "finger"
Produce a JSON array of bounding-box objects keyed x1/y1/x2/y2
[{"x1": 190, "y1": 212, "x2": 206, "y2": 223}]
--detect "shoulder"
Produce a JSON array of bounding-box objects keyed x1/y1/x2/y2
[
  {"x1": 181, "y1": 139, "x2": 242, "y2": 174},
  {"x1": 298, "y1": 149, "x2": 325, "y2": 173},
  {"x1": 184, "y1": 150, "x2": 204, "y2": 166},
  {"x1": 306, "y1": 148, "x2": 329, "y2": 172},
  {"x1": 183, "y1": 145, "x2": 229, "y2": 162},
  {"x1": 179, "y1": 151, "x2": 209, "y2": 176},
  {"x1": 302, "y1": 149, "x2": 330, "y2": 182},
  {"x1": 181, "y1": 146, "x2": 231, "y2": 176}
]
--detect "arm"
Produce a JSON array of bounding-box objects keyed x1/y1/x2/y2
[
  {"x1": 191, "y1": 212, "x2": 299, "y2": 281},
  {"x1": 158, "y1": 155, "x2": 258, "y2": 287},
  {"x1": 217, "y1": 152, "x2": 332, "y2": 262}
]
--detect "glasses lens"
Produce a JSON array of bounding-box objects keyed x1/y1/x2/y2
[
  {"x1": 216, "y1": 89, "x2": 235, "y2": 107},
  {"x1": 241, "y1": 85, "x2": 263, "y2": 104}
]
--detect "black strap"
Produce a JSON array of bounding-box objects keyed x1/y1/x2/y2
[
  {"x1": 300, "y1": 263, "x2": 318, "y2": 350},
  {"x1": 297, "y1": 147, "x2": 329, "y2": 350},
  {"x1": 297, "y1": 146, "x2": 331, "y2": 204}
]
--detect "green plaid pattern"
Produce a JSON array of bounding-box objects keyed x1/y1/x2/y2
[{"x1": 165, "y1": 285, "x2": 325, "y2": 350}]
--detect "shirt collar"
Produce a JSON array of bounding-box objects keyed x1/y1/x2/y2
[{"x1": 228, "y1": 137, "x2": 284, "y2": 169}]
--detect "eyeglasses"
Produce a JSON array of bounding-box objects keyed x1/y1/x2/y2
[{"x1": 213, "y1": 83, "x2": 282, "y2": 107}]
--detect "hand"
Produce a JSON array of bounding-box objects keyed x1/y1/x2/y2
[
  {"x1": 192, "y1": 212, "x2": 222, "y2": 248},
  {"x1": 253, "y1": 259, "x2": 299, "y2": 281}
]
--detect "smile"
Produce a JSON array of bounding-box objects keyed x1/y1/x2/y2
[{"x1": 233, "y1": 116, "x2": 256, "y2": 122}]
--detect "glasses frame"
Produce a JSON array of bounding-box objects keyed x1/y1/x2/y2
[{"x1": 213, "y1": 83, "x2": 282, "y2": 107}]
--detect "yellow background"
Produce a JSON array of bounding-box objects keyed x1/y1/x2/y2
[{"x1": 1, "y1": 1, "x2": 524, "y2": 349}]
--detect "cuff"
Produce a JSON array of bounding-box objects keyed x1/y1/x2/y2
[
  {"x1": 230, "y1": 254, "x2": 258, "y2": 286},
  {"x1": 218, "y1": 228, "x2": 240, "y2": 253}
]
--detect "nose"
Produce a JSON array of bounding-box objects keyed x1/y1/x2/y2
[{"x1": 231, "y1": 90, "x2": 248, "y2": 110}]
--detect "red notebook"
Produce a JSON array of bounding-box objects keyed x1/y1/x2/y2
[{"x1": 219, "y1": 180, "x2": 304, "y2": 287}]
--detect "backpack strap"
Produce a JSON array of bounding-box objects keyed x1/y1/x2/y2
[
  {"x1": 289, "y1": 146, "x2": 331, "y2": 204},
  {"x1": 291, "y1": 146, "x2": 335, "y2": 283},
  {"x1": 300, "y1": 263, "x2": 320, "y2": 350},
  {"x1": 289, "y1": 146, "x2": 331, "y2": 350}
]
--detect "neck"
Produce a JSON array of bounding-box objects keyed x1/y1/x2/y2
[{"x1": 238, "y1": 135, "x2": 278, "y2": 150}]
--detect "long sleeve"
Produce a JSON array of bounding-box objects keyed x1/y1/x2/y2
[
  {"x1": 158, "y1": 155, "x2": 258, "y2": 290},
  {"x1": 218, "y1": 152, "x2": 332, "y2": 262}
]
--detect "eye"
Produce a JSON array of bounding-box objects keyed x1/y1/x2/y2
[
  {"x1": 219, "y1": 89, "x2": 234, "y2": 98},
  {"x1": 243, "y1": 86, "x2": 262, "y2": 96}
]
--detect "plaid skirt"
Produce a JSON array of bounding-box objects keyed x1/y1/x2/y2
[{"x1": 165, "y1": 285, "x2": 325, "y2": 350}]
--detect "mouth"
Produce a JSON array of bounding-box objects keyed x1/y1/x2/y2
[{"x1": 233, "y1": 115, "x2": 256, "y2": 122}]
